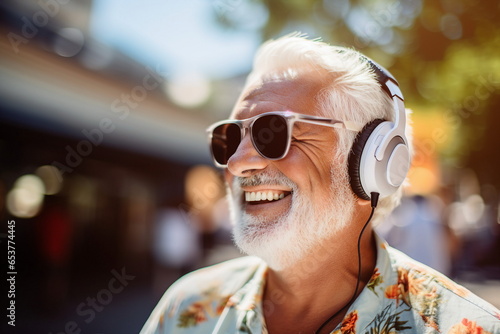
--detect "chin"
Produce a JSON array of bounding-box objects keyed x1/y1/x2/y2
[
  {"x1": 232, "y1": 211, "x2": 298, "y2": 270},
  {"x1": 230, "y1": 191, "x2": 354, "y2": 271},
  {"x1": 226, "y1": 166, "x2": 356, "y2": 270}
]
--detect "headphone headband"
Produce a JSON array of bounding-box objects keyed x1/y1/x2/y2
[{"x1": 365, "y1": 59, "x2": 400, "y2": 98}]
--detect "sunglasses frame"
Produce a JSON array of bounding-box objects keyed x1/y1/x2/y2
[{"x1": 206, "y1": 111, "x2": 362, "y2": 168}]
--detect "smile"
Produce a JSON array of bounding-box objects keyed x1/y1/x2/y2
[{"x1": 244, "y1": 190, "x2": 292, "y2": 204}]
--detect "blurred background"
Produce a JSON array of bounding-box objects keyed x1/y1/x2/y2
[{"x1": 0, "y1": 0, "x2": 499, "y2": 332}]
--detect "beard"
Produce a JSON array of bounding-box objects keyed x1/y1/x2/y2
[{"x1": 227, "y1": 163, "x2": 356, "y2": 270}]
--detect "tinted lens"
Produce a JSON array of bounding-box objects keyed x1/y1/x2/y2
[
  {"x1": 211, "y1": 123, "x2": 241, "y2": 165},
  {"x1": 252, "y1": 115, "x2": 288, "y2": 159}
]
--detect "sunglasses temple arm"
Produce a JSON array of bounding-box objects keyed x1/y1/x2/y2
[
  {"x1": 299, "y1": 119, "x2": 362, "y2": 132},
  {"x1": 342, "y1": 120, "x2": 363, "y2": 132}
]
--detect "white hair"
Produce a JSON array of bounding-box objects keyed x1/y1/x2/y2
[{"x1": 244, "y1": 33, "x2": 413, "y2": 225}]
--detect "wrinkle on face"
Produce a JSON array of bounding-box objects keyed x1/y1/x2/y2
[
  {"x1": 232, "y1": 68, "x2": 331, "y2": 120},
  {"x1": 225, "y1": 67, "x2": 357, "y2": 270}
]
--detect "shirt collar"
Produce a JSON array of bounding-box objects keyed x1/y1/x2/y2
[
  {"x1": 335, "y1": 232, "x2": 399, "y2": 332},
  {"x1": 227, "y1": 258, "x2": 268, "y2": 333},
  {"x1": 226, "y1": 234, "x2": 398, "y2": 333},
  {"x1": 228, "y1": 259, "x2": 268, "y2": 311}
]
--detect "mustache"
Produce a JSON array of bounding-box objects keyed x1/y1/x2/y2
[{"x1": 234, "y1": 171, "x2": 297, "y2": 189}]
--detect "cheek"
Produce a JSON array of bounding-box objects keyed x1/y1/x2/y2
[{"x1": 277, "y1": 149, "x2": 334, "y2": 198}]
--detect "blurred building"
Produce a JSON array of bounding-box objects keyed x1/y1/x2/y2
[{"x1": 0, "y1": 1, "x2": 244, "y2": 332}]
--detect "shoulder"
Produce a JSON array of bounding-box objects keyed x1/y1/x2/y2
[
  {"x1": 386, "y1": 246, "x2": 500, "y2": 333},
  {"x1": 140, "y1": 256, "x2": 265, "y2": 334},
  {"x1": 164, "y1": 255, "x2": 264, "y2": 299}
]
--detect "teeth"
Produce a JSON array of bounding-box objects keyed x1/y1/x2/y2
[{"x1": 244, "y1": 191, "x2": 288, "y2": 202}]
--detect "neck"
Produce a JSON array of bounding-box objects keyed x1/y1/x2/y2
[{"x1": 263, "y1": 207, "x2": 377, "y2": 334}]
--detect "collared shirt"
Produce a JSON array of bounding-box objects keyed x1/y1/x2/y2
[{"x1": 140, "y1": 235, "x2": 500, "y2": 334}]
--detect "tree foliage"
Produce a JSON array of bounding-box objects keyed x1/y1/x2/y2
[{"x1": 214, "y1": 0, "x2": 500, "y2": 186}]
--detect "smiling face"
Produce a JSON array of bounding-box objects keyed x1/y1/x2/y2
[{"x1": 224, "y1": 69, "x2": 358, "y2": 270}]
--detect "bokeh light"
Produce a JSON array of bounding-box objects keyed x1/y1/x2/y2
[
  {"x1": 165, "y1": 72, "x2": 212, "y2": 108},
  {"x1": 6, "y1": 174, "x2": 45, "y2": 218},
  {"x1": 36, "y1": 165, "x2": 63, "y2": 195},
  {"x1": 53, "y1": 27, "x2": 85, "y2": 58}
]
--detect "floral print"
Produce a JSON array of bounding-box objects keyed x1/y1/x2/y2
[
  {"x1": 178, "y1": 302, "x2": 207, "y2": 328},
  {"x1": 177, "y1": 289, "x2": 233, "y2": 327},
  {"x1": 334, "y1": 310, "x2": 359, "y2": 334},
  {"x1": 140, "y1": 236, "x2": 500, "y2": 334},
  {"x1": 365, "y1": 304, "x2": 411, "y2": 334},
  {"x1": 367, "y1": 268, "x2": 384, "y2": 296},
  {"x1": 448, "y1": 318, "x2": 492, "y2": 334},
  {"x1": 382, "y1": 267, "x2": 441, "y2": 331}
]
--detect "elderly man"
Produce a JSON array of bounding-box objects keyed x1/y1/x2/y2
[{"x1": 141, "y1": 35, "x2": 500, "y2": 334}]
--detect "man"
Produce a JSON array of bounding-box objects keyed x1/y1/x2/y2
[{"x1": 141, "y1": 35, "x2": 500, "y2": 334}]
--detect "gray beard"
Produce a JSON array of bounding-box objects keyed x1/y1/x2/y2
[{"x1": 227, "y1": 165, "x2": 356, "y2": 270}]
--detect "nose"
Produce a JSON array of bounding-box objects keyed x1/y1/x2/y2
[{"x1": 226, "y1": 133, "x2": 268, "y2": 177}]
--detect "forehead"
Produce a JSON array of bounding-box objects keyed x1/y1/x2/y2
[{"x1": 231, "y1": 69, "x2": 329, "y2": 120}]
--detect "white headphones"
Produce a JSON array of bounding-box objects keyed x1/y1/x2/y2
[{"x1": 348, "y1": 58, "x2": 411, "y2": 201}]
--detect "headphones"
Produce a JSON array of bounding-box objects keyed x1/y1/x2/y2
[{"x1": 348, "y1": 57, "x2": 411, "y2": 201}]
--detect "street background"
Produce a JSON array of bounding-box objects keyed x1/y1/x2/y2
[{"x1": 0, "y1": 0, "x2": 499, "y2": 333}]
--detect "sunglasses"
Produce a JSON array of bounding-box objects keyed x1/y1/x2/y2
[{"x1": 206, "y1": 111, "x2": 362, "y2": 167}]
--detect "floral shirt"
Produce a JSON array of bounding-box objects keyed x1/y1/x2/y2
[{"x1": 140, "y1": 234, "x2": 500, "y2": 334}]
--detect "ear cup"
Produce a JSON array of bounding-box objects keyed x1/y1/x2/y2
[
  {"x1": 348, "y1": 119, "x2": 384, "y2": 201},
  {"x1": 345, "y1": 55, "x2": 409, "y2": 201}
]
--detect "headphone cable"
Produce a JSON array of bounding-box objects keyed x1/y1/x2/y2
[{"x1": 314, "y1": 192, "x2": 380, "y2": 334}]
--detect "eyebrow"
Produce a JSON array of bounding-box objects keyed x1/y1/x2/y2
[{"x1": 242, "y1": 87, "x2": 275, "y2": 102}]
